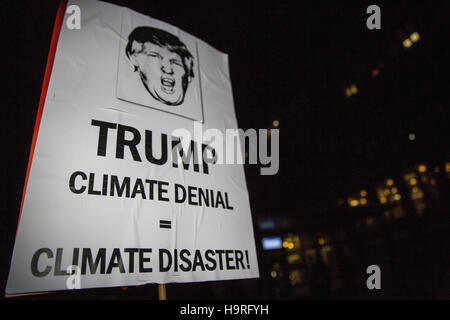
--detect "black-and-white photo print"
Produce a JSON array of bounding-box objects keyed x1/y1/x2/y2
[{"x1": 117, "y1": 10, "x2": 203, "y2": 121}]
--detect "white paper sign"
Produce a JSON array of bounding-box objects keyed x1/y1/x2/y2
[{"x1": 6, "y1": 0, "x2": 259, "y2": 295}]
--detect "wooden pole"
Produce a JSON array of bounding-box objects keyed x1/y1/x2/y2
[{"x1": 158, "y1": 284, "x2": 167, "y2": 300}]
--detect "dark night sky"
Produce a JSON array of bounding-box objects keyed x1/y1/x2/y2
[{"x1": 0, "y1": 0, "x2": 449, "y2": 297}]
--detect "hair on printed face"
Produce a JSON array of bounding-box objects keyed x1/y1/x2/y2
[{"x1": 126, "y1": 26, "x2": 194, "y2": 79}]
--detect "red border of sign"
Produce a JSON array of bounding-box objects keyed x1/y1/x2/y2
[{"x1": 6, "y1": 0, "x2": 67, "y2": 298}]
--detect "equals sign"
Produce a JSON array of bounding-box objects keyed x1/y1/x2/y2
[{"x1": 159, "y1": 220, "x2": 172, "y2": 229}]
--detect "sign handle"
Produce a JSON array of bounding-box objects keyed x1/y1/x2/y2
[{"x1": 158, "y1": 284, "x2": 167, "y2": 300}]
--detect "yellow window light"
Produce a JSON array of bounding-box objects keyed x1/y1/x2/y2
[
  {"x1": 292, "y1": 235, "x2": 301, "y2": 249},
  {"x1": 345, "y1": 84, "x2": 358, "y2": 97},
  {"x1": 418, "y1": 164, "x2": 427, "y2": 173},
  {"x1": 360, "y1": 198, "x2": 368, "y2": 205},
  {"x1": 393, "y1": 194, "x2": 402, "y2": 201},
  {"x1": 391, "y1": 187, "x2": 398, "y2": 194},
  {"x1": 410, "y1": 178, "x2": 417, "y2": 185},
  {"x1": 410, "y1": 32, "x2": 420, "y2": 43},
  {"x1": 445, "y1": 162, "x2": 450, "y2": 173},
  {"x1": 386, "y1": 178, "x2": 394, "y2": 186},
  {"x1": 272, "y1": 120, "x2": 279, "y2": 128},
  {"x1": 287, "y1": 254, "x2": 301, "y2": 264},
  {"x1": 360, "y1": 190, "x2": 367, "y2": 197},
  {"x1": 345, "y1": 87, "x2": 352, "y2": 97},
  {"x1": 318, "y1": 238, "x2": 325, "y2": 246},
  {"x1": 348, "y1": 198, "x2": 360, "y2": 207},
  {"x1": 403, "y1": 38, "x2": 412, "y2": 48}
]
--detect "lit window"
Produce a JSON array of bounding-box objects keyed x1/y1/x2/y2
[
  {"x1": 348, "y1": 198, "x2": 360, "y2": 207},
  {"x1": 345, "y1": 87, "x2": 352, "y2": 97},
  {"x1": 410, "y1": 32, "x2": 420, "y2": 43},
  {"x1": 418, "y1": 164, "x2": 427, "y2": 173},
  {"x1": 403, "y1": 38, "x2": 412, "y2": 48},
  {"x1": 287, "y1": 253, "x2": 301, "y2": 264},
  {"x1": 345, "y1": 84, "x2": 358, "y2": 97},
  {"x1": 404, "y1": 172, "x2": 426, "y2": 215},
  {"x1": 320, "y1": 246, "x2": 332, "y2": 266},
  {"x1": 377, "y1": 179, "x2": 402, "y2": 204},
  {"x1": 283, "y1": 238, "x2": 295, "y2": 250}
]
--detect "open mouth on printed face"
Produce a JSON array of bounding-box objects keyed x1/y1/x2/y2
[{"x1": 160, "y1": 76, "x2": 175, "y2": 94}]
